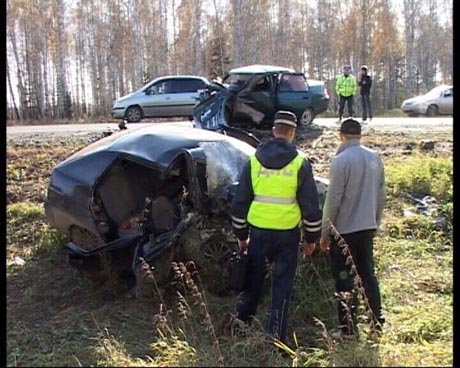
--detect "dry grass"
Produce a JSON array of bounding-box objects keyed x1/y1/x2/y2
[{"x1": 6, "y1": 126, "x2": 453, "y2": 366}]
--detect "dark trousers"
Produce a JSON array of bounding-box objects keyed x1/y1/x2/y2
[
  {"x1": 236, "y1": 227, "x2": 299, "y2": 343},
  {"x1": 361, "y1": 94, "x2": 372, "y2": 120},
  {"x1": 329, "y1": 230, "x2": 382, "y2": 334},
  {"x1": 338, "y1": 95, "x2": 354, "y2": 118}
]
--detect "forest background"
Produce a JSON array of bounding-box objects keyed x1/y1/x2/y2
[{"x1": 6, "y1": 0, "x2": 453, "y2": 122}]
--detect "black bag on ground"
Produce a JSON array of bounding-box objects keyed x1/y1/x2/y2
[{"x1": 227, "y1": 250, "x2": 248, "y2": 292}]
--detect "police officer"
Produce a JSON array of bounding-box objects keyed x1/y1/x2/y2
[
  {"x1": 230, "y1": 110, "x2": 322, "y2": 344},
  {"x1": 336, "y1": 65, "x2": 357, "y2": 123}
]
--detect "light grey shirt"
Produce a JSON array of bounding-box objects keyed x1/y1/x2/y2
[{"x1": 321, "y1": 139, "x2": 386, "y2": 237}]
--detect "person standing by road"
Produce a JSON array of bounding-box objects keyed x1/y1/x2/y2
[
  {"x1": 320, "y1": 118, "x2": 386, "y2": 339},
  {"x1": 335, "y1": 65, "x2": 357, "y2": 123},
  {"x1": 230, "y1": 110, "x2": 322, "y2": 344},
  {"x1": 358, "y1": 65, "x2": 373, "y2": 122}
]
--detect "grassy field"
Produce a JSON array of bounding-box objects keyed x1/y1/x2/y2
[{"x1": 6, "y1": 126, "x2": 452, "y2": 367}]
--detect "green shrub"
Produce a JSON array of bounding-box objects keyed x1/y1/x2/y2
[
  {"x1": 385, "y1": 156, "x2": 452, "y2": 202},
  {"x1": 7, "y1": 202, "x2": 66, "y2": 258},
  {"x1": 7, "y1": 202, "x2": 44, "y2": 222}
]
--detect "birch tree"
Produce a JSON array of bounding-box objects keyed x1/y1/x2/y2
[{"x1": 403, "y1": 0, "x2": 419, "y2": 97}]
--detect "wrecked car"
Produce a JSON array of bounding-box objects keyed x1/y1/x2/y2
[
  {"x1": 193, "y1": 64, "x2": 329, "y2": 134},
  {"x1": 44, "y1": 124, "x2": 328, "y2": 295}
]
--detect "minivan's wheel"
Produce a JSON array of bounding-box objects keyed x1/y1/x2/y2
[
  {"x1": 125, "y1": 106, "x2": 143, "y2": 122},
  {"x1": 300, "y1": 108, "x2": 315, "y2": 126},
  {"x1": 426, "y1": 105, "x2": 438, "y2": 117}
]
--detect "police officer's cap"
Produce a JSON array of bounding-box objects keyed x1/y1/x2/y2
[
  {"x1": 340, "y1": 118, "x2": 362, "y2": 135},
  {"x1": 274, "y1": 110, "x2": 297, "y2": 128}
]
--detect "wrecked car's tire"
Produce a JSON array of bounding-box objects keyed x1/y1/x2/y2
[
  {"x1": 300, "y1": 108, "x2": 315, "y2": 126},
  {"x1": 125, "y1": 106, "x2": 143, "y2": 123},
  {"x1": 68, "y1": 226, "x2": 121, "y2": 285},
  {"x1": 179, "y1": 222, "x2": 236, "y2": 296},
  {"x1": 69, "y1": 225, "x2": 104, "y2": 251},
  {"x1": 200, "y1": 237, "x2": 235, "y2": 295}
]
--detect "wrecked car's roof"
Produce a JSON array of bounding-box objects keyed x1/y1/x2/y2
[
  {"x1": 61, "y1": 124, "x2": 255, "y2": 168},
  {"x1": 228, "y1": 64, "x2": 296, "y2": 75}
]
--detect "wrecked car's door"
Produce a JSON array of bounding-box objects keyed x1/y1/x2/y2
[
  {"x1": 178, "y1": 148, "x2": 207, "y2": 212},
  {"x1": 276, "y1": 73, "x2": 310, "y2": 117}
]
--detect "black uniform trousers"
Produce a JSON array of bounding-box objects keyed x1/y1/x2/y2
[
  {"x1": 235, "y1": 227, "x2": 299, "y2": 343},
  {"x1": 338, "y1": 94, "x2": 355, "y2": 118}
]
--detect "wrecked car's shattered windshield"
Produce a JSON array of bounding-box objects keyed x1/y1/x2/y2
[{"x1": 200, "y1": 140, "x2": 254, "y2": 197}]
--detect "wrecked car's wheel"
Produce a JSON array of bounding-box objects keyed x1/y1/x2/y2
[
  {"x1": 203, "y1": 239, "x2": 234, "y2": 265},
  {"x1": 200, "y1": 236, "x2": 236, "y2": 295},
  {"x1": 68, "y1": 226, "x2": 115, "y2": 283},
  {"x1": 179, "y1": 223, "x2": 236, "y2": 296},
  {"x1": 300, "y1": 108, "x2": 315, "y2": 126},
  {"x1": 125, "y1": 106, "x2": 143, "y2": 122},
  {"x1": 69, "y1": 226, "x2": 104, "y2": 250}
]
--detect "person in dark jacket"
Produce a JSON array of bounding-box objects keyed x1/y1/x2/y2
[
  {"x1": 358, "y1": 65, "x2": 373, "y2": 122},
  {"x1": 230, "y1": 110, "x2": 322, "y2": 344}
]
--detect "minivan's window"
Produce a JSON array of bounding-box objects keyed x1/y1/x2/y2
[
  {"x1": 147, "y1": 81, "x2": 172, "y2": 95},
  {"x1": 172, "y1": 79, "x2": 206, "y2": 93}
]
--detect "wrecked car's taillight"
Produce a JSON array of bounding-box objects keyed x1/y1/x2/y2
[
  {"x1": 119, "y1": 216, "x2": 139, "y2": 230},
  {"x1": 119, "y1": 222, "x2": 132, "y2": 230},
  {"x1": 324, "y1": 87, "x2": 329, "y2": 99}
]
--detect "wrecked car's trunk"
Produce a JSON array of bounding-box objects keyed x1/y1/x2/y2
[{"x1": 45, "y1": 125, "x2": 255, "y2": 295}]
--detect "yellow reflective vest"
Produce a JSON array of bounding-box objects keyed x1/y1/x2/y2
[
  {"x1": 247, "y1": 154, "x2": 303, "y2": 230},
  {"x1": 335, "y1": 74, "x2": 357, "y2": 97}
]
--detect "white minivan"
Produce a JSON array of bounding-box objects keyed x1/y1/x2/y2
[{"x1": 111, "y1": 76, "x2": 209, "y2": 122}]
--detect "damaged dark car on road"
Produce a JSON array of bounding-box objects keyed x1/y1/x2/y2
[
  {"x1": 45, "y1": 124, "x2": 328, "y2": 295},
  {"x1": 193, "y1": 64, "x2": 329, "y2": 135}
]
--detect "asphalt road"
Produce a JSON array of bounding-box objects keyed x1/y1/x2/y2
[{"x1": 6, "y1": 117, "x2": 453, "y2": 137}]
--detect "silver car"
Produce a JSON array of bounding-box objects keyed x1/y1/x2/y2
[
  {"x1": 111, "y1": 76, "x2": 209, "y2": 122},
  {"x1": 401, "y1": 85, "x2": 453, "y2": 117}
]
